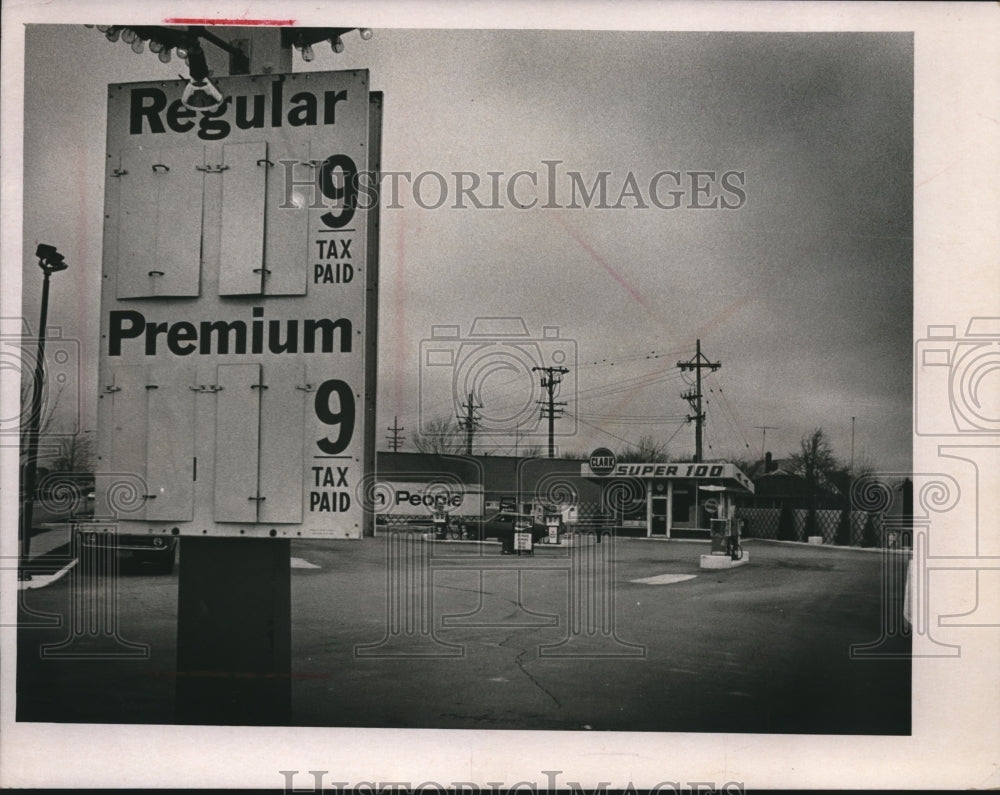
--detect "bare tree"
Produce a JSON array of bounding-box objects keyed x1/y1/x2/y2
[
  {"x1": 729, "y1": 453, "x2": 758, "y2": 475},
  {"x1": 19, "y1": 379, "x2": 63, "y2": 456},
  {"x1": 49, "y1": 428, "x2": 95, "y2": 473},
  {"x1": 412, "y1": 416, "x2": 466, "y2": 454},
  {"x1": 788, "y1": 428, "x2": 842, "y2": 537},
  {"x1": 617, "y1": 434, "x2": 669, "y2": 463},
  {"x1": 788, "y1": 428, "x2": 840, "y2": 491}
]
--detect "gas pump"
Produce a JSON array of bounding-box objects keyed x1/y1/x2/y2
[
  {"x1": 709, "y1": 517, "x2": 729, "y2": 554},
  {"x1": 513, "y1": 519, "x2": 533, "y2": 556},
  {"x1": 706, "y1": 489, "x2": 742, "y2": 560},
  {"x1": 726, "y1": 517, "x2": 743, "y2": 560},
  {"x1": 709, "y1": 516, "x2": 742, "y2": 560},
  {"x1": 544, "y1": 513, "x2": 562, "y2": 545}
]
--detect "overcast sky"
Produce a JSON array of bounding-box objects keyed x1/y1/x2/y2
[{"x1": 16, "y1": 23, "x2": 913, "y2": 471}]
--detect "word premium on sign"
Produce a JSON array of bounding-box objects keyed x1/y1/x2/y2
[
  {"x1": 108, "y1": 307, "x2": 353, "y2": 356},
  {"x1": 129, "y1": 81, "x2": 350, "y2": 141}
]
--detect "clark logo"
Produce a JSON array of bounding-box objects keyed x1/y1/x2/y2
[{"x1": 589, "y1": 447, "x2": 617, "y2": 477}]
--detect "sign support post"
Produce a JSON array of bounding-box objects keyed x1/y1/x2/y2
[{"x1": 172, "y1": 27, "x2": 294, "y2": 725}]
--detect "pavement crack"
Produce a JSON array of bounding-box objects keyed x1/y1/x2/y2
[
  {"x1": 500, "y1": 634, "x2": 560, "y2": 708},
  {"x1": 436, "y1": 584, "x2": 495, "y2": 596}
]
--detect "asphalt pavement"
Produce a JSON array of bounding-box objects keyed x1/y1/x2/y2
[{"x1": 15, "y1": 534, "x2": 910, "y2": 733}]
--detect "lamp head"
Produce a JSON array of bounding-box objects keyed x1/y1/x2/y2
[{"x1": 35, "y1": 243, "x2": 68, "y2": 273}]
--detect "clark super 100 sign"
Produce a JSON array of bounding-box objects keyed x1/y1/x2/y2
[{"x1": 96, "y1": 71, "x2": 378, "y2": 538}]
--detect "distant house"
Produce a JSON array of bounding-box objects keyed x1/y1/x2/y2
[{"x1": 742, "y1": 452, "x2": 842, "y2": 510}]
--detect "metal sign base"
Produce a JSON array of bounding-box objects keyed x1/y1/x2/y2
[{"x1": 175, "y1": 537, "x2": 291, "y2": 724}]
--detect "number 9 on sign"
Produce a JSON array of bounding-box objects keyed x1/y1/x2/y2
[{"x1": 315, "y1": 379, "x2": 355, "y2": 454}]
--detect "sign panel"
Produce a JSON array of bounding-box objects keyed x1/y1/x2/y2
[
  {"x1": 97, "y1": 71, "x2": 376, "y2": 538},
  {"x1": 373, "y1": 481, "x2": 484, "y2": 518},
  {"x1": 580, "y1": 460, "x2": 754, "y2": 494}
]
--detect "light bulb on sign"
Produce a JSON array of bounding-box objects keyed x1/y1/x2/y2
[
  {"x1": 131, "y1": 38, "x2": 145, "y2": 54},
  {"x1": 359, "y1": 28, "x2": 373, "y2": 40},
  {"x1": 158, "y1": 48, "x2": 172, "y2": 64},
  {"x1": 105, "y1": 27, "x2": 121, "y2": 42},
  {"x1": 149, "y1": 39, "x2": 164, "y2": 53},
  {"x1": 121, "y1": 28, "x2": 137, "y2": 44},
  {"x1": 181, "y1": 43, "x2": 224, "y2": 113},
  {"x1": 301, "y1": 43, "x2": 315, "y2": 62},
  {"x1": 182, "y1": 78, "x2": 224, "y2": 111},
  {"x1": 330, "y1": 36, "x2": 344, "y2": 53}
]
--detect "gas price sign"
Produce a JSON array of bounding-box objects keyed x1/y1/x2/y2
[{"x1": 96, "y1": 70, "x2": 379, "y2": 538}]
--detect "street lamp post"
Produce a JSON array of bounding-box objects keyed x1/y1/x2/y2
[{"x1": 20, "y1": 244, "x2": 68, "y2": 580}]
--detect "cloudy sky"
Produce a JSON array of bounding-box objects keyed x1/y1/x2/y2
[{"x1": 15, "y1": 23, "x2": 913, "y2": 471}]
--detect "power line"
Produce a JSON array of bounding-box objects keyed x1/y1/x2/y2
[
  {"x1": 569, "y1": 370, "x2": 686, "y2": 403},
  {"x1": 574, "y1": 414, "x2": 690, "y2": 424},
  {"x1": 706, "y1": 375, "x2": 754, "y2": 454},
  {"x1": 702, "y1": 382, "x2": 752, "y2": 458},
  {"x1": 576, "y1": 346, "x2": 691, "y2": 369},
  {"x1": 568, "y1": 411, "x2": 649, "y2": 449},
  {"x1": 568, "y1": 409, "x2": 689, "y2": 452}
]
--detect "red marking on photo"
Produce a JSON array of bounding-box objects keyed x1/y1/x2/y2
[{"x1": 163, "y1": 18, "x2": 297, "y2": 26}]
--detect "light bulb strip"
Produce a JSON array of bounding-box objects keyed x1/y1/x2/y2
[{"x1": 89, "y1": 24, "x2": 373, "y2": 68}]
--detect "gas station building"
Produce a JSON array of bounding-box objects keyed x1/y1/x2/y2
[
  {"x1": 376, "y1": 452, "x2": 754, "y2": 536},
  {"x1": 578, "y1": 459, "x2": 755, "y2": 537}
]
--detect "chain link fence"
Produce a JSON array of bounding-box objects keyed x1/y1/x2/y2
[{"x1": 736, "y1": 506, "x2": 900, "y2": 548}]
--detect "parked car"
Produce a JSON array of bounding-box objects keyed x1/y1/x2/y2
[
  {"x1": 472, "y1": 511, "x2": 550, "y2": 553},
  {"x1": 75, "y1": 526, "x2": 177, "y2": 574}
]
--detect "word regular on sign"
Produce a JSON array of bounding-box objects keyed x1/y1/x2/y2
[{"x1": 128, "y1": 83, "x2": 350, "y2": 141}]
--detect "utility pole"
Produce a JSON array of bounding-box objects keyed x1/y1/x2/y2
[
  {"x1": 385, "y1": 416, "x2": 405, "y2": 451},
  {"x1": 754, "y1": 425, "x2": 779, "y2": 461},
  {"x1": 458, "y1": 392, "x2": 482, "y2": 455},
  {"x1": 533, "y1": 365, "x2": 569, "y2": 458},
  {"x1": 851, "y1": 416, "x2": 856, "y2": 474},
  {"x1": 677, "y1": 339, "x2": 720, "y2": 463}
]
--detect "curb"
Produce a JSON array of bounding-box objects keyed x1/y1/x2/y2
[{"x1": 747, "y1": 538, "x2": 912, "y2": 554}]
